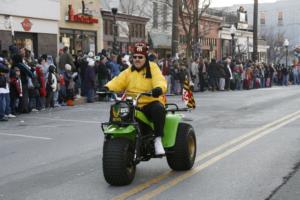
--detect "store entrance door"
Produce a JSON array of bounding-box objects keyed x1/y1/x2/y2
[{"x1": 14, "y1": 32, "x2": 38, "y2": 57}]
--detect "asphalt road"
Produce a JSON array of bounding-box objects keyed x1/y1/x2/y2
[{"x1": 0, "y1": 86, "x2": 299, "y2": 200}]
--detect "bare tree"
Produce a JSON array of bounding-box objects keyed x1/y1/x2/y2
[
  {"x1": 178, "y1": 0, "x2": 211, "y2": 60},
  {"x1": 261, "y1": 28, "x2": 286, "y2": 64},
  {"x1": 112, "y1": 0, "x2": 173, "y2": 46}
]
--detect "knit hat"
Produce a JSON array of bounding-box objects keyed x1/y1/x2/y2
[
  {"x1": 88, "y1": 51, "x2": 94, "y2": 58},
  {"x1": 133, "y1": 42, "x2": 148, "y2": 56},
  {"x1": 65, "y1": 64, "x2": 72, "y2": 71}
]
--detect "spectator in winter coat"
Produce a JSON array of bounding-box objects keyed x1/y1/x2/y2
[
  {"x1": 0, "y1": 61, "x2": 12, "y2": 121},
  {"x1": 64, "y1": 64, "x2": 76, "y2": 106},
  {"x1": 190, "y1": 58, "x2": 199, "y2": 91},
  {"x1": 28, "y1": 64, "x2": 41, "y2": 112},
  {"x1": 198, "y1": 58, "x2": 208, "y2": 92},
  {"x1": 36, "y1": 66, "x2": 46, "y2": 110},
  {"x1": 170, "y1": 60, "x2": 181, "y2": 95},
  {"x1": 178, "y1": 62, "x2": 189, "y2": 94},
  {"x1": 224, "y1": 58, "x2": 234, "y2": 90},
  {"x1": 12, "y1": 54, "x2": 33, "y2": 113},
  {"x1": 58, "y1": 47, "x2": 75, "y2": 74},
  {"x1": 46, "y1": 65, "x2": 57, "y2": 108},
  {"x1": 107, "y1": 54, "x2": 120, "y2": 78},
  {"x1": 84, "y1": 60, "x2": 96, "y2": 103},
  {"x1": 208, "y1": 59, "x2": 220, "y2": 91},
  {"x1": 9, "y1": 67, "x2": 22, "y2": 115},
  {"x1": 218, "y1": 64, "x2": 227, "y2": 91},
  {"x1": 97, "y1": 55, "x2": 109, "y2": 91},
  {"x1": 77, "y1": 54, "x2": 88, "y2": 96}
]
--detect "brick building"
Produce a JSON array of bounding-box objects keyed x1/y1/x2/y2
[{"x1": 101, "y1": 10, "x2": 149, "y2": 54}]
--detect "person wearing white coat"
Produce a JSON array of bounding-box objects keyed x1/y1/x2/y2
[{"x1": 45, "y1": 65, "x2": 57, "y2": 108}]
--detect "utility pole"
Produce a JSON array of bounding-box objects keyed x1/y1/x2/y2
[
  {"x1": 253, "y1": 0, "x2": 258, "y2": 62},
  {"x1": 172, "y1": 0, "x2": 179, "y2": 57}
]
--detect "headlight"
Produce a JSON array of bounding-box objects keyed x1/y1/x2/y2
[{"x1": 119, "y1": 104, "x2": 130, "y2": 118}]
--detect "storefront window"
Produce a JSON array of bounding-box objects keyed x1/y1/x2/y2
[{"x1": 60, "y1": 29, "x2": 97, "y2": 55}]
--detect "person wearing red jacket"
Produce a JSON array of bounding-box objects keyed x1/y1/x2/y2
[{"x1": 36, "y1": 66, "x2": 46, "y2": 110}]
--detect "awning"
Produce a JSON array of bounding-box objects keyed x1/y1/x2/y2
[{"x1": 149, "y1": 32, "x2": 172, "y2": 49}]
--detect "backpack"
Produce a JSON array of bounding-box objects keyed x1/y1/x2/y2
[{"x1": 0, "y1": 74, "x2": 6, "y2": 88}]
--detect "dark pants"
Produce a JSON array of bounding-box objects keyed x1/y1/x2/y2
[
  {"x1": 199, "y1": 73, "x2": 206, "y2": 92},
  {"x1": 86, "y1": 88, "x2": 95, "y2": 103},
  {"x1": 19, "y1": 85, "x2": 29, "y2": 113},
  {"x1": 10, "y1": 94, "x2": 18, "y2": 114},
  {"x1": 209, "y1": 76, "x2": 218, "y2": 91},
  {"x1": 46, "y1": 90, "x2": 54, "y2": 108},
  {"x1": 225, "y1": 78, "x2": 230, "y2": 90},
  {"x1": 98, "y1": 79, "x2": 108, "y2": 101},
  {"x1": 141, "y1": 101, "x2": 166, "y2": 137}
]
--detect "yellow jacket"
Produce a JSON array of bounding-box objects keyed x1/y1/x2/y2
[{"x1": 105, "y1": 61, "x2": 167, "y2": 108}]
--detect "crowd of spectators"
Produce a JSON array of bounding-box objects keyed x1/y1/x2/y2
[{"x1": 1, "y1": 44, "x2": 300, "y2": 122}]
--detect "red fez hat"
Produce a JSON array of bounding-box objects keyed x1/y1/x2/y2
[{"x1": 133, "y1": 42, "x2": 148, "y2": 56}]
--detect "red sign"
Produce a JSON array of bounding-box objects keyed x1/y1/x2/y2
[
  {"x1": 21, "y1": 18, "x2": 32, "y2": 32},
  {"x1": 67, "y1": 4, "x2": 98, "y2": 24},
  {"x1": 71, "y1": 14, "x2": 98, "y2": 24}
]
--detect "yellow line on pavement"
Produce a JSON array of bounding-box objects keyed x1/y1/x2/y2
[
  {"x1": 195, "y1": 110, "x2": 300, "y2": 163},
  {"x1": 136, "y1": 113, "x2": 300, "y2": 200},
  {"x1": 112, "y1": 110, "x2": 300, "y2": 200}
]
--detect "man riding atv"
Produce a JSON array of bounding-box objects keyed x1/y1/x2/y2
[{"x1": 104, "y1": 42, "x2": 167, "y2": 155}]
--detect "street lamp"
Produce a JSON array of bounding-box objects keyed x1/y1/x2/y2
[
  {"x1": 110, "y1": 0, "x2": 119, "y2": 55},
  {"x1": 283, "y1": 39, "x2": 289, "y2": 67},
  {"x1": 230, "y1": 24, "x2": 237, "y2": 59}
]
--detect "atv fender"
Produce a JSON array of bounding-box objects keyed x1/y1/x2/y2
[
  {"x1": 103, "y1": 125, "x2": 136, "y2": 140},
  {"x1": 163, "y1": 114, "x2": 183, "y2": 148}
]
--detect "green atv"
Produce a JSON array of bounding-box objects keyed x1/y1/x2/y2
[{"x1": 100, "y1": 92, "x2": 196, "y2": 186}]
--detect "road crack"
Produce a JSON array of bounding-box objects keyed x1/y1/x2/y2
[{"x1": 265, "y1": 161, "x2": 300, "y2": 200}]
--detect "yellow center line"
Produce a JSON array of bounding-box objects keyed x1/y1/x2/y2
[
  {"x1": 112, "y1": 110, "x2": 300, "y2": 200},
  {"x1": 136, "y1": 113, "x2": 300, "y2": 200},
  {"x1": 195, "y1": 110, "x2": 300, "y2": 163}
]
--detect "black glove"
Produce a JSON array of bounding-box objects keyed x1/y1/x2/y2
[
  {"x1": 102, "y1": 86, "x2": 109, "y2": 92},
  {"x1": 152, "y1": 87, "x2": 163, "y2": 98},
  {"x1": 98, "y1": 86, "x2": 109, "y2": 93}
]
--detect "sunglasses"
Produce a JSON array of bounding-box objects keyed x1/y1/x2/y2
[{"x1": 133, "y1": 55, "x2": 144, "y2": 60}]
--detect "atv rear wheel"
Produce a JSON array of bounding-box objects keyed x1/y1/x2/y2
[
  {"x1": 166, "y1": 123, "x2": 196, "y2": 170},
  {"x1": 103, "y1": 138, "x2": 136, "y2": 186}
]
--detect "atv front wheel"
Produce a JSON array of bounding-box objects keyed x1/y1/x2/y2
[
  {"x1": 103, "y1": 138, "x2": 136, "y2": 186},
  {"x1": 166, "y1": 123, "x2": 196, "y2": 170}
]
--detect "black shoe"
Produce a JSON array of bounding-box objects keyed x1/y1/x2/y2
[{"x1": 0, "y1": 117, "x2": 8, "y2": 121}]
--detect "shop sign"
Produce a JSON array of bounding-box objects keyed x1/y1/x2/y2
[
  {"x1": 67, "y1": 4, "x2": 98, "y2": 24},
  {"x1": 21, "y1": 18, "x2": 32, "y2": 32},
  {"x1": 71, "y1": 14, "x2": 98, "y2": 24}
]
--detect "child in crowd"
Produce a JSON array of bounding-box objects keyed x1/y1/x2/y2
[
  {"x1": 46, "y1": 65, "x2": 57, "y2": 108},
  {"x1": 9, "y1": 67, "x2": 22, "y2": 115},
  {"x1": 64, "y1": 64, "x2": 76, "y2": 106}
]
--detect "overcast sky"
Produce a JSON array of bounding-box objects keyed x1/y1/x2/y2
[{"x1": 211, "y1": 0, "x2": 278, "y2": 7}]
